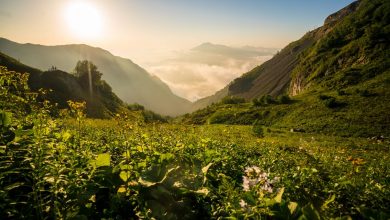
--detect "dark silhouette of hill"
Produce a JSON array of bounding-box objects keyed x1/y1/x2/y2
[{"x1": 0, "y1": 52, "x2": 126, "y2": 118}]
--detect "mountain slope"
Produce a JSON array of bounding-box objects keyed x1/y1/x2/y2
[
  {"x1": 0, "y1": 38, "x2": 191, "y2": 116},
  {"x1": 192, "y1": 1, "x2": 364, "y2": 109},
  {"x1": 191, "y1": 37, "x2": 313, "y2": 110},
  {"x1": 184, "y1": 0, "x2": 390, "y2": 137},
  {"x1": 0, "y1": 52, "x2": 126, "y2": 118}
]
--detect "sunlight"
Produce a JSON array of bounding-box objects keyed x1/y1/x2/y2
[{"x1": 64, "y1": 1, "x2": 103, "y2": 40}]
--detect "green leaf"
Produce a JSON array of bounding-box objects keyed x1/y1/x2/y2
[
  {"x1": 119, "y1": 171, "x2": 131, "y2": 182},
  {"x1": 122, "y1": 150, "x2": 131, "y2": 158},
  {"x1": 92, "y1": 153, "x2": 110, "y2": 167},
  {"x1": 0, "y1": 111, "x2": 12, "y2": 127},
  {"x1": 321, "y1": 194, "x2": 336, "y2": 210},
  {"x1": 4, "y1": 182, "x2": 25, "y2": 191},
  {"x1": 274, "y1": 187, "x2": 284, "y2": 203},
  {"x1": 0, "y1": 145, "x2": 6, "y2": 154},
  {"x1": 62, "y1": 131, "x2": 72, "y2": 141},
  {"x1": 288, "y1": 202, "x2": 298, "y2": 215},
  {"x1": 160, "y1": 153, "x2": 174, "y2": 162},
  {"x1": 117, "y1": 186, "x2": 127, "y2": 194}
]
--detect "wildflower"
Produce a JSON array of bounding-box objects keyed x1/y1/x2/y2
[
  {"x1": 242, "y1": 166, "x2": 279, "y2": 193},
  {"x1": 239, "y1": 199, "x2": 251, "y2": 212}
]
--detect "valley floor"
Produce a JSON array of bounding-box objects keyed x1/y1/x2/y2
[{"x1": 60, "y1": 119, "x2": 389, "y2": 218}]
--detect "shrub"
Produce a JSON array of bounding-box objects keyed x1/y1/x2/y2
[
  {"x1": 253, "y1": 95, "x2": 276, "y2": 106},
  {"x1": 278, "y1": 95, "x2": 291, "y2": 104},
  {"x1": 252, "y1": 98, "x2": 262, "y2": 107},
  {"x1": 318, "y1": 94, "x2": 332, "y2": 100},
  {"x1": 318, "y1": 94, "x2": 344, "y2": 108},
  {"x1": 221, "y1": 96, "x2": 246, "y2": 104},
  {"x1": 208, "y1": 111, "x2": 235, "y2": 124},
  {"x1": 263, "y1": 95, "x2": 276, "y2": 105},
  {"x1": 142, "y1": 110, "x2": 167, "y2": 123},
  {"x1": 127, "y1": 103, "x2": 145, "y2": 111},
  {"x1": 323, "y1": 97, "x2": 339, "y2": 108},
  {"x1": 252, "y1": 120, "x2": 264, "y2": 137}
]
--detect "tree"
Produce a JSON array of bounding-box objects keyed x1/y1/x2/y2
[{"x1": 73, "y1": 60, "x2": 102, "y2": 86}]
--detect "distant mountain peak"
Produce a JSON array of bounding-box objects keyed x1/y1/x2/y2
[
  {"x1": 191, "y1": 42, "x2": 278, "y2": 58},
  {"x1": 192, "y1": 42, "x2": 229, "y2": 51}
]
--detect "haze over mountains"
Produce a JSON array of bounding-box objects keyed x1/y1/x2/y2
[
  {"x1": 147, "y1": 42, "x2": 277, "y2": 101},
  {"x1": 0, "y1": 38, "x2": 278, "y2": 114},
  {"x1": 0, "y1": 37, "x2": 191, "y2": 116}
]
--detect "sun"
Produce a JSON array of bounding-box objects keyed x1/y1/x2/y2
[{"x1": 64, "y1": 1, "x2": 103, "y2": 40}]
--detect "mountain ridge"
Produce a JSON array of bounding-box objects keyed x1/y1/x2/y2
[
  {"x1": 192, "y1": 0, "x2": 362, "y2": 109},
  {"x1": 0, "y1": 37, "x2": 191, "y2": 116}
]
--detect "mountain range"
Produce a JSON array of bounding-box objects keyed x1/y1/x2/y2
[{"x1": 0, "y1": 38, "x2": 191, "y2": 116}]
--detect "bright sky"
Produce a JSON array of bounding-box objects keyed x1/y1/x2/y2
[
  {"x1": 0, "y1": 0, "x2": 355, "y2": 63},
  {"x1": 0, "y1": 0, "x2": 356, "y2": 100}
]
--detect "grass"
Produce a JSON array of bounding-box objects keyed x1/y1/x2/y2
[
  {"x1": 1, "y1": 67, "x2": 389, "y2": 218},
  {"x1": 183, "y1": 70, "x2": 390, "y2": 138}
]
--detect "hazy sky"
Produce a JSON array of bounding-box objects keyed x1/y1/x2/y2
[{"x1": 0, "y1": 0, "x2": 355, "y2": 100}]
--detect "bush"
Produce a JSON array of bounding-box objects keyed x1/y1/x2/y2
[
  {"x1": 278, "y1": 95, "x2": 291, "y2": 104},
  {"x1": 208, "y1": 111, "x2": 235, "y2": 124},
  {"x1": 252, "y1": 120, "x2": 264, "y2": 137},
  {"x1": 252, "y1": 98, "x2": 262, "y2": 107},
  {"x1": 252, "y1": 95, "x2": 276, "y2": 106},
  {"x1": 318, "y1": 94, "x2": 344, "y2": 108},
  {"x1": 323, "y1": 97, "x2": 339, "y2": 108},
  {"x1": 127, "y1": 103, "x2": 145, "y2": 111},
  {"x1": 142, "y1": 110, "x2": 167, "y2": 123},
  {"x1": 221, "y1": 96, "x2": 246, "y2": 104},
  {"x1": 263, "y1": 95, "x2": 275, "y2": 105},
  {"x1": 318, "y1": 94, "x2": 332, "y2": 100}
]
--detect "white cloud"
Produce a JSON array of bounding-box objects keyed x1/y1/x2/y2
[{"x1": 145, "y1": 43, "x2": 276, "y2": 101}]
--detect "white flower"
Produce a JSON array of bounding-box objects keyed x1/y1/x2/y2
[
  {"x1": 239, "y1": 199, "x2": 248, "y2": 209},
  {"x1": 242, "y1": 166, "x2": 279, "y2": 193},
  {"x1": 239, "y1": 199, "x2": 252, "y2": 212}
]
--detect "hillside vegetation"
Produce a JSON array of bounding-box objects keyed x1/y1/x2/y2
[
  {"x1": 1, "y1": 67, "x2": 389, "y2": 219},
  {"x1": 0, "y1": 0, "x2": 389, "y2": 219},
  {"x1": 184, "y1": 0, "x2": 390, "y2": 137}
]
